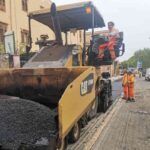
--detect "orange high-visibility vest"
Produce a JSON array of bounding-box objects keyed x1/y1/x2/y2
[
  {"x1": 122, "y1": 73, "x2": 128, "y2": 86},
  {"x1": 128, "y1": 74, "x2": 135, "y2": 88},
  {"x1": 98, "y1": 37, "x2": 117, "y2": 60}
]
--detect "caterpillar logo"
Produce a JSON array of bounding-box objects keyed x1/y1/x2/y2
[{"x1": 80, "y1": 74, "x2": 94, "y2": 96}]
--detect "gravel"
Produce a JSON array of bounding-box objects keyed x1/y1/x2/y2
[{"x1": 0, "y1": 95, "x2": 57, "y2": 150}]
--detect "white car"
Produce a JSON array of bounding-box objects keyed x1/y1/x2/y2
[{"x1": 145, "y1": 68, "x2": 150, "y2": 81}]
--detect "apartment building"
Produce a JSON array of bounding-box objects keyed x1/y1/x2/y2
[{"x1": 0, "y1": 0, "x2": 83, "y2": 53}]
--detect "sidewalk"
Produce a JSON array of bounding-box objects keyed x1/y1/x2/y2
[{"x1": 92, "y1": 78, "x2": 150, "y2": 150}]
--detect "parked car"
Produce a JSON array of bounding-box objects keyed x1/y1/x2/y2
[
  {"x1": 145, "y1": 68, "x2": 150, "y2": 81},
  {"x1": 142, "y1": 69, "x2": 146, "y2": 77}
]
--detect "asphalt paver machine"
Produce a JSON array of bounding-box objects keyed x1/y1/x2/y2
[{"x1": 0, "y1": 1, "x2": 124, "y2": 150}]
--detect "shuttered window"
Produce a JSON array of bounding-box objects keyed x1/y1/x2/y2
[
  {"x1": 21, "y1": 29, "x2": 29, "y2": 44},
  {"x1": 0, "y1": 22, "x2": 7, "y2": 44},
  {"x1": 22, "y1": 0, "x2": 28, "y2": 12},
  {"x1": 0, "y1": 0, "x2": 6, "y2": 11}
]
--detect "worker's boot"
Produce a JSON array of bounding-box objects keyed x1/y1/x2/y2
[
  {"x1": 122, "y1": 97, "x2": 128, "y2": 100},
  {"x1": 126, "y1": 97, "x2": 131, "y2": 102},
  {"x1": 131, "y1": 98, "x2": 135, "y2": 102}
]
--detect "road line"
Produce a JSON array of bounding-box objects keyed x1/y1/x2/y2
[
  {"x1": 85, "y1": 98, "x2": 123, "y2": 150},
  {"x1": 68, "y1": 97, "x2": 123, "y2": 150}
]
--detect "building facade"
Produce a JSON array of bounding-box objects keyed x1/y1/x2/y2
[{"x1": 0, "y1": 0, "x2": 83, "y2": 53}]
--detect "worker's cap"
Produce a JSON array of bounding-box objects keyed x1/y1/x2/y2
[{"x1": 128, "y1": 70, "x2": 132, "y2": 73}]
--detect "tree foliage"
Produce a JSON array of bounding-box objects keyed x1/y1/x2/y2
[{"x1": 121, "y1": 48, "x2": 150, "y2": 69}]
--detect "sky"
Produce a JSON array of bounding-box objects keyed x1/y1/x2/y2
[{"x1": 53, "y1": 0, "x2": 150, "y2": 61}]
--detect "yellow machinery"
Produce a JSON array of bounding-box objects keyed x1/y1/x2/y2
[{"x1": 0, "y1": 2, "x2": 124, "y2": 150}]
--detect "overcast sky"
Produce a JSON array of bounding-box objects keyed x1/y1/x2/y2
[{"x1": 53, "y1": 0, "x2": 150, "y2": 61}]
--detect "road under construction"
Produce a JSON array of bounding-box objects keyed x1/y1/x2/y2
[{"x1": 0, "y1": 1, "x2": 149, "y2": 150}]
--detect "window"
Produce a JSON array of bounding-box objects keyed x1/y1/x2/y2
[
  {"x1": 0, "y1": 22, "x2": 7, "y2": 44},
  {"x1": 22, "y1": 0, "x2": 28, "y2": 12},
  {"x1": 0, "y1": 0, "x2": 6, "y2": 11},
  {"x1": 21, "y1": 29, "x2": 29, "y2": 45},
  {"x1": 40, "y1": 5, "x2": 44, "y2": 9}
]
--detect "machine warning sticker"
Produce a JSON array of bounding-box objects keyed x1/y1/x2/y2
[{"x1": 80, "y1": 73, "x2": 94, "y2": 96}]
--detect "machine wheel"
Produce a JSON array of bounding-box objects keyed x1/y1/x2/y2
[
  {"x1": 108, "y1": 95, "x2": 113, "y2": 106},
  {"x1": 87, "y1": 96, "x2": 99, "y2": 120},
  {"x1": 97, "y1": 94, "x2": 102, "y2": 113},
  {"x1": 102, "y1": 94, "x2": 109, "y2": 113},
  {"x1": 98, "y1": 92, "x2": 109, "y2": 113},
  {"x1": 108, "y1": 80, "x2": 113, "y2": 106},
  {"x1": 68, "y1": 122, "x2": 80, "y2": 143}
]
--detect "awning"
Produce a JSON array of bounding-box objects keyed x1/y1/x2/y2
[{"x1": 28, "y1": 1, "x2": 105, "y2": 32}]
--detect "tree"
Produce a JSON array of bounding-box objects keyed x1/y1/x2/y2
[{"x1": 121, "y1": 48, "x2": 150, "y2": 69}]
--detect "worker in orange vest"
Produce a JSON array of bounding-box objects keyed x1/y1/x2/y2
[
  {"x1": 122, "y1": 69, "x2": 128, "y2": 100},
  {"x1": 99, "y1": 37, "x2": 116, "y2": 60},
  {"x1": 99, "y1": 22, "x2": 119, "y2": 60},
  {"x1": 128, "y1": 71, "x2": 135, "y2": 101}
]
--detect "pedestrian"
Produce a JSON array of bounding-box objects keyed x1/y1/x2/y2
[
  {"x1": 128, "y1": 71, "x2": 135, "y2": 102},
  {"x1": 122, "y1": 69, "x2": 128, "y2": 100},
  {"x1": 139, "y1": 71, "x2": 142, "y2": 78}
]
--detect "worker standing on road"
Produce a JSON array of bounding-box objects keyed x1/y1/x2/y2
[
  {"x1": 139, "y1": 70, "x2": 142, "y2": 78},
  {"x1": 128, "y1": 71, "x2": 135, "y2": 101},
  {"x1": 122, "y1": 69, "x2": 128, "y2": 100}
]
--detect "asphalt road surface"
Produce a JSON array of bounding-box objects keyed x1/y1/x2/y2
[
  {"x1": 92, "y1": 77, "x2": 150, "y2": 150},
  {"x1": 112, "y1": 78, "x2": 122, "y2": 100}
]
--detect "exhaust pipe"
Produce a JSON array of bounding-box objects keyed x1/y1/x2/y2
[{"x1": 51, "y1": 3, "x2": 63, "y2": 45}]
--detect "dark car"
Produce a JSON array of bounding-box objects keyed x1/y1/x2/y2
[
  {"x1": 142, "y1": 69, "x2": 146, "y2": 77},
  {"x1": 145, "y1": 68, "x2": 150, "y2": 81}
]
